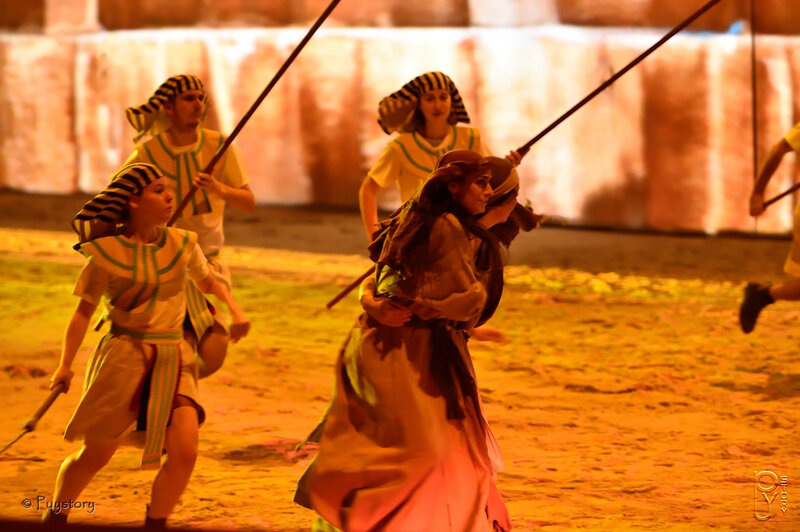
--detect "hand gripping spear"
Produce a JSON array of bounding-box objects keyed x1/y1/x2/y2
[
  {"x1": 0, "y1": 383, "x2": 66, "y2": 455},
  {"x1": 167, "y1": 0, "x2": 342, "y2": 227},
  {"x1": 0, "y1": 1, "x2": 342, "y2": 456},
  {"x1": 325, "y1": 0, "x2": 727, "y2": 309}
]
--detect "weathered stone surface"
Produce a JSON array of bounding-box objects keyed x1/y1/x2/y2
[
  {"x1": 641, "y1": 36, "x2": 712, "y2": 231},
  {"x1": 98, "y1": 0, "x2": 203, "y2": 30},
  {"x1": 555, "y1": 0, "x2": 652, "y2": 29},
  {"x1": 209, "y1": 31, "x2": 308, "y2": 204},
  {"x1": 298, "y1": 0, "x2": 469, "y2": 27},
  {"x1": 0, "y1": 36, "x2": 76, "y2": 193},
  {"x1": 294, "y1": 34, "x2": 363, "y2": 206},
  {"x1": 96, "y1": 0, "x2": 471, "y2": 29},
  {"x1": 293, "y1": 0, "x2": 396, "y2": 27},
  {"x1": 469, "y1": 0, "x2": 558, "y2": 27},
  {"x1": 45, "y1": 0, "x2": 99, "y2": 35},
  {"x1": 710, "y1": 36, "x2": 792, "y2": 234},
  {"x1": 1, "y1": 26, "x2": 799, "y2": 235},
  {"x1": 555, "y1": 0, "x2": 800, "y2": 35},
  {"x1": 0, "y1": 0, "x2": 45, "y2": 32},
  {"x1": 204, "y1": 0, "x2": 294, "y2": 27},
  {"x1": 474, "y1": 28, "x2": 649, "y2": 228}
]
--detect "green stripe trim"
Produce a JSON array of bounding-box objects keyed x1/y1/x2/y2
[
  {"x1": 183, "y1": 153, "x2": 198, "y2": 215},
  {"x1": 411, "y1": 131, "x2": 438, "y2": 157},
  {"x1": 193, "y1": 129, "x2": 206, "y2": 155},
  {"x1": 110, "y1": 323, "x2": 182, "y2": 341},
  {"x1": 142, "y1": 143, "x2": 174, "y2": 178},
  {"x1": 88, "y1": 240, "x2": 132, "y2": 270},
  {"x1": 394, "y1": 139, "x2": 432, "y2": 174},
  {"x1": 157, "y1": 231, "x2": 189, "y2": 275},
  {"x1": 143, "y1": 245, "x2": 160, "y2": 313},
  {"x1": 447, "y1": 125, "x2": 458, "y2": 151},
  {"x1": 113, "y1": 236, "x2": 136, "y2": 249},
  {"x1": 155, "y1": 133, "x2": 176, "y2": 158},
  {"x1": 127, "y1": 245, "x2": 150, "y2": 311},
  {"x1": 185, "y1": 279, "x2": 213, "y2": 337},
  {"x1": 143, "y1": 343, "x2": 179, "y2": 466},
  {"x1": 190, "y1": 151, "x2": 213, "y2": 214},
  {"x1": 175, "y1": 154, "x2": 183, "y2": 208},
  {"x1": 466, "y1": 127, "x2": 474, "y2": 150},
  {"x1": 156, "y1": 228, "x2": 168, "y2": 248},
  {"x1": 109, "y1": 244, "x2": 138, "y2": 306}
]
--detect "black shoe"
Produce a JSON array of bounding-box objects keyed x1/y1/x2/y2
[
  {"x1": 740, "y1": 282, "x2": 774, "y2": 333},
  {"x1": 144, "y1": 505, "x2": 167, "y2": 529},
  {"x1": 42, "y1": 508, "x2": 68, "y2": 529}
]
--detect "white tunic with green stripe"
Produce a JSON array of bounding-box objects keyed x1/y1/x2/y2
[
  {"x1": 123, "y1": 128, "x2": 249, "y2": 258},
  {"x1": 64, "y1": 227, "x2": 210, "y2": 469},
  {"x1": 368, "y1": 126, "x2": 489, "y2": 202}
]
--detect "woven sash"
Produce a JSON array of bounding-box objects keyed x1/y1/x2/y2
[{"x1": 111, "y1": 323, "x2": 182, "y2": 470}]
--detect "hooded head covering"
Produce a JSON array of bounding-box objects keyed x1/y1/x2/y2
[
  {"x1": 482, "y1": 157, "x2": 544, "y2": 246},
  {"x1": 377, "y1": 71, "x2": 470, "y2": 135},
  {"x1": 72, "y1": 163, "x2": 163, "y2": 247},
  {"x1": 125, "y1": 74, "x2": 205, "y2": 142},
  {"x1": 368, "y1": 150, "x2": 497, "y2": 277}
]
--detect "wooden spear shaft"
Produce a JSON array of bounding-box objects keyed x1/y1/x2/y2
[
  {"x1": 0, "y1": 383, "x2": 66, "y2": 455},
  {"x1": 326, "y1": 0, "x2": 727, "y2": 310},
  {"x1": 764, "y1": 182, "x2": 800, "y2": 209},
  {"x1": 514, "y1": 0, "x2": 725, "y2": 157}
]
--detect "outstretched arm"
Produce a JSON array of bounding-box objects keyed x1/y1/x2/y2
[
  {"x1": 50, "y1": 299, "x2": 97, "y2": 392},
  {"x1": 750, "y1": 139, "x2": 794, "y2": 216},
  {"x1": 196, "y1": 273, "x2": 251, "y2": 341}
]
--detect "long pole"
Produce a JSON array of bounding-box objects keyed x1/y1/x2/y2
[
  {"x1": 764, "y1": 183, "x2": 800, "y2": 209},
  {"x1": 168, "y1": 0, "x2": 342, "y2": 226},
  {"x1": 515, "y1": 0, "x2": 725, "y2": 157},
  {"x1": 326, "y1": 0, "x2": 727, "y2": 310},
  {"x1": 0, "y1": 383, "x2": 65, "y2": 455}
]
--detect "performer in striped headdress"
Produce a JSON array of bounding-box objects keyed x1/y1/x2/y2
[
  {"x1": 125, "y1": 74, "x2": 206, "y2": 143},
  {"x1": 45, "y1": 163, "x2": 250, "y2": 527},
  {"x1": 359, "y1": 71, "x2": 522, "y2": 245},
  {"x1": 123, "y1": 74, "x2": 255, "y2": 378}
]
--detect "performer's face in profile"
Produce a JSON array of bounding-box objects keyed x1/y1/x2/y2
[
  {"x1": 449, "y1": 170, "x2": 493, "y2": 215},
  {"x1": 418, "y1": 88, "x2": 451, "y2": 126},
  {"x1": 166, "y1": 89, "x2": 206, "y2": 130},
  {"x1": 130, "y1": 177, "x2": 174, "y2": 225}
]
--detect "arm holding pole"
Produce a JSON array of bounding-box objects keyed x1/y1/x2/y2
[{"x1": 753, "y1": 139, "x2": 794, "y2": 212}]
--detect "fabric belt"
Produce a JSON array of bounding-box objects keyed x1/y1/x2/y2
[{"x1": 110, "y1": 323, "x2": 182, "y2": 470}]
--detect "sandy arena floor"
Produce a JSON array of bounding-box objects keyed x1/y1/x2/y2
[{"x1": 0, "y1": 190, "x2": 797, "y2": 531}]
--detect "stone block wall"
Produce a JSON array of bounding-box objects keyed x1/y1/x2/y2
[{"x1": 0, "y1": 0, "x2": 798, "y2": 234}]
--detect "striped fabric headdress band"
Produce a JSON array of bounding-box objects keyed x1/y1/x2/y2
[
  {"x1": 125, "y1": 74, "x2": 205, "y2": 142},
  {"x1": 377, "y1": 71, "x2": 471, "y2": 135},
  {"x1": 72, "y1": 163, "x2": 162, "y2": 248}
]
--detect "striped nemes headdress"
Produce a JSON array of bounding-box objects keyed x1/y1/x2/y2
[
  {"x1": 125, "y1": 74, "x2": 205, "y2": 142},
  {"x1": 377, "y1": 71, "x2": 471, "y2": 135},
  {"x1": 72, "y1": 164, "x2": 163, "y2": 247}
]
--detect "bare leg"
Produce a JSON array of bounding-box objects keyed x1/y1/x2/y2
[
  {"x1": 769, "y1": 277, "x2": 800, "y2": 301},
  {"x1": 147, "y1": 405, "x2": 199, "y2": 519},
  {"x1": 51, "y1": 438, "x2": 120, "y2": 517},
  {"x1": 197, "y1": 322, "x2": 229, "y2": 378}
]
